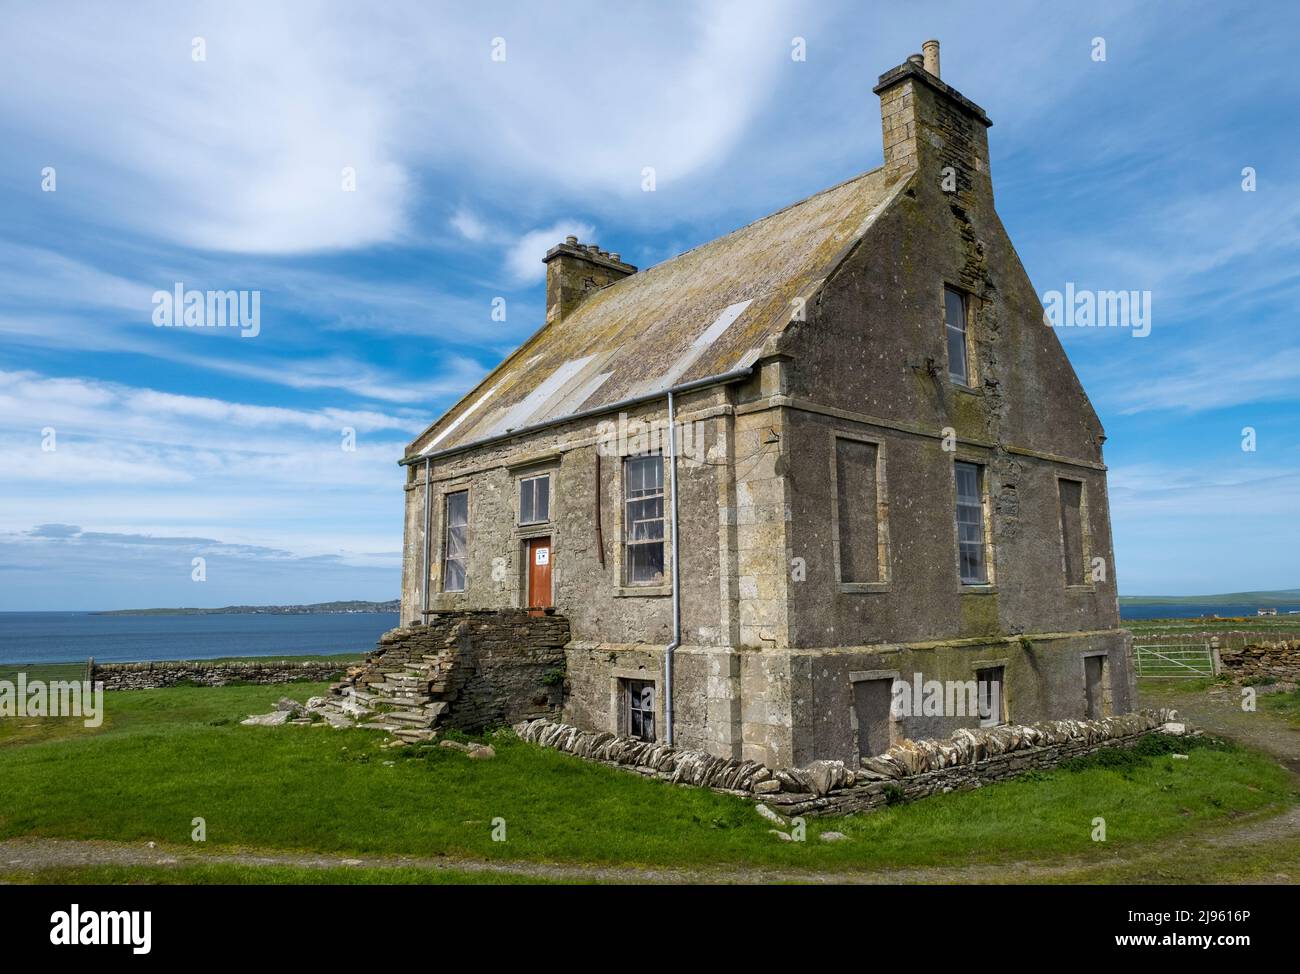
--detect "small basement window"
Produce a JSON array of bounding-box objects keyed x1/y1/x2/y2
[
  {"x1": 976, "y1": 666, "x2": 1006, "y2": 727},
  {"x1": 624, "y1": 679, "x2": 656, "y2": 742},
  {"x1": 944, "y1": 286, "x2": 971, "y2": 385},
  {"x1": 519, "y1": 474, "x2": 550, "y2": 525}
]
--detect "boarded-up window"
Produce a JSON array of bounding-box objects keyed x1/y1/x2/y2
[
  {"x1": 835, "y1": 438, "x2": 880, "y2": 583},
  {"x1": 442, "y1": 490, "x2": 468, "y2": 592},
  {"x1": 1058, "y1": 479, "x2": 1085, "y2": 584}
]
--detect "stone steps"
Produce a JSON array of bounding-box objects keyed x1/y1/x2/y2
[
  {"x1": 370, "y1": 695, "x2": 432, "y2": 710},
  {"x1": 381, "y1": 710, "x2": 438, "y2": 727}
]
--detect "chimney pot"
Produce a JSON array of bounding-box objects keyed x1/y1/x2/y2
[
  {"x1": 907, "y1": 53, "x2": 923, "y2": 68},
  {"x1": 609, "y1": 253, "x2": 620, "y2": 262},
  {"x1": 922, "y1": 39, "x2": 940, "y2": 78},
  {"x1": 565, "y1": 235, "x2": 578, "y2": 245}
]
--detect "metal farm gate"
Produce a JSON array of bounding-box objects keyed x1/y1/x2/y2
[{"x1": 1133, "y1": 641, "x2": 1216, "y2": 678}]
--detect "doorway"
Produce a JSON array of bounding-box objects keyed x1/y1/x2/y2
[
  {"x1": 526, "y1": 536, "x2": 552, "y2": 614},
  {"x1": 1084, "y1": 654, "x2": 1109, "y2": 718}
]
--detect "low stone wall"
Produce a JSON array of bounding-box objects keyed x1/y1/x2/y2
[
  {"x1": 89, "y1": 657, "x2": 351, "y2": 690},
  {"x1": 515, "y1": 708, "x2": 1181, "y2": 817},
  {"x1": 1139, "y1": 630, "x2": 1300, "y2": 652},
  {"x1": 1218, "y1": 641, "x2": 1300, "y2": 683}
]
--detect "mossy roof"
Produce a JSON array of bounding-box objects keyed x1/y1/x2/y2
[{"x1": 410, "y1": 165, "x2": 904, "y2": 458}]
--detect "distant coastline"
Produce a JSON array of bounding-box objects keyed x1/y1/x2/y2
[
  {"x1": 93, "y1": 599, "x2": 400, "y2": 617},
  {"x1": 1119, "y1": 588, "x2": 1300, "y2": 608}
]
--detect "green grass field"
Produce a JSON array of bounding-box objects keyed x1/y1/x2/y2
[{"x1": 0, "y1": 679, "x2": 1294, "y2": 881}]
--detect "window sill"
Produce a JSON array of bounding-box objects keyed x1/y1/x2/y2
[
  {"x1": 1064, "y1": 584, "x2": 1096, "y2": 593},
  {"x1": 615, "y1": 585, "x2": 672, "y2": 598},
  {"x1": 951, "y1": 383, "x2": 982, "y2": 396},
  {"x1": 960, "y1": 584, "x2": 998, "y2": 595}
]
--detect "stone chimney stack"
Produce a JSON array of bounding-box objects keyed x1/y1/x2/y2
[
  {"x1": 542, "y1": 236, "x2": 636, "y2": 324},
  {"x1": 874, "y1": 40, "x2": 993, "y2": 198}
]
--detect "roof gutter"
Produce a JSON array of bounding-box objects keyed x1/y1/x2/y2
[{"x1": 399, "y1": 366, "x2": 755, "y2": 467}]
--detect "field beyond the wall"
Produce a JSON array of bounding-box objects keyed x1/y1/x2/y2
[{"x1": 0, "y1": 661, "x2": 1297, "y2": 884}]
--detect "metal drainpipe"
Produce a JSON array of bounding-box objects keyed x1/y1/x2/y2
[
  {"x1": 664, "y1": 391, "x2": 681, "y2": 745},
  {"x1": 421, "y1": 457, "x2": 432, "y2": 621}
]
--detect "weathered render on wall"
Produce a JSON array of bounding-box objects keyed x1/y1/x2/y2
[{"x1": 396, "y1": 43, "x2": 1134, "y2": 770}]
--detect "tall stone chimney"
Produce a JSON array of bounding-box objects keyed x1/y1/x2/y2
[
  {"x1": 542, "y1": 236, "x2": 636, "y2": 324},
  {"x1": 873, "y1": 40, "x2": 993, "y2": 199}
]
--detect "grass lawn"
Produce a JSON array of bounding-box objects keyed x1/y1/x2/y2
[
  {"x1": 1260, "y1": 687, "x2": 1300, "y2": 728},
  {"x1": 0, "y1": 680, "x2": 1294, "y2": 876}
]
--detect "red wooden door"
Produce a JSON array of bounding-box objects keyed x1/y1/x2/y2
[{"x1": 527, "y1": 537, "x2": 552, "y2": 613}]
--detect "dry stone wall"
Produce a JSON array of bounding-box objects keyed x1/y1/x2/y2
[
  {"x1": 515, "y1": 708, "x2": 1181, "y2": 818},
  {"x1": 89, "y1": 658, "x2": 350, "y2": 690},
  {"x1": 1218, "y1": 641, "x2": 1300, "y2": 683}
]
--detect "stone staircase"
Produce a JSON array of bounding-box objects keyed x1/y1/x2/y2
[
  {"x1": 330, "y1": 656, "x2": 455, "y2": 743},
  {"x1": 312, "y1": 612, "x2": 569, "y2": 742}
]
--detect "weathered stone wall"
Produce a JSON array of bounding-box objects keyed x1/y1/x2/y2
[
  {"x1": 344, "y1": 610, "x2": 570, "y2": 731},
  {"x1": 1218, "y1": 641, "x2": 1300, "y2": 682},
  {"x1": 89, "y1": 658, "x2": 350, "y2": 690}
]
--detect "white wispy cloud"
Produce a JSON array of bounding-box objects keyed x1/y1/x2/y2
[{"x1": 505, "y1": 221, "x2": 596, "y2": 283}]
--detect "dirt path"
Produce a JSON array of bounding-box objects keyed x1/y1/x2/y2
[{"x1": 1147, "y1": 682, "x2": 1300, "y2": 774}]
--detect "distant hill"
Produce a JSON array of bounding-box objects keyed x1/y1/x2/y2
[
  {"x1": 95, "y1": 599, "x2": 400, "y2": 617},
  {"x1": 1120, "y1": 589, "x2": 1300, "y2": 607}
]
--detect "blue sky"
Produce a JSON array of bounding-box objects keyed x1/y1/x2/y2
[{"x1": 1, "y1": 1, "x2": 1296, "y2": 610}]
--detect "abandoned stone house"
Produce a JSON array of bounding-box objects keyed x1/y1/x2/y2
[{"x1": 399, "y1": 41, "x2": 1134, "y2": 770}]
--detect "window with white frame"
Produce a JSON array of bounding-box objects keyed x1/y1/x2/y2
[
  {"x1": 519, "y1": 474, "x2": 550, "y2": 525},
  {"x1": 944, "y1": 286, "x2": 971, "y2": 385},
  {"x1": 954, "y1": 461, "x2": 988, "y2": 584},
  {"x1": 623, "y1": 455, "x2": 665, "y2": 585},
  {"x1": 442, "y1": 490, "x2": 468, "y2": 592}
]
